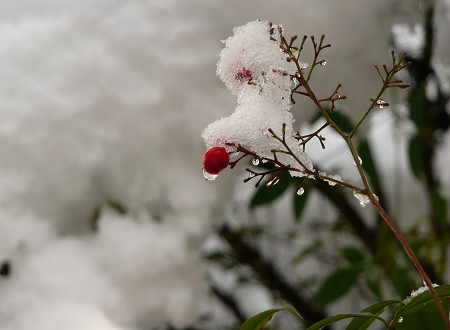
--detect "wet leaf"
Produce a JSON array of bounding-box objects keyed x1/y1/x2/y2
[
  {"x1": 346, "y1": 300, "x2": 399, "y2": 330},
  {"x1": 391, "y1": 285, "x2": 450, "y2": 330}
]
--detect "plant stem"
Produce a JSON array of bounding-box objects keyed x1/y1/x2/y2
[
  {"x1": 369, "y1": 193, "x2": 450, "y2": 329},
  {"x1": 282, "y1": 36, "x2": 450, "y2": 328}
]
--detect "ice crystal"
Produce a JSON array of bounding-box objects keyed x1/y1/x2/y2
[{"x1": 353, "y1": 191, "x2": 370, "y2": 207}]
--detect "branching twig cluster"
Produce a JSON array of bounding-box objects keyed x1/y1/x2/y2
[
  {"x1": 222, "y1": 28, "x2": 449, "y2": 329},
  {"x1": 276, "y1": 31, "x2": 450, "y2": 328}
]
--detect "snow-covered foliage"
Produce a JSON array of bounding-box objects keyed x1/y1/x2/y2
[{"x1": 203, "y1": 20, "x2": 313, "y2": 177}]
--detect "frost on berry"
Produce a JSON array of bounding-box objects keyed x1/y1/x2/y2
[{"x1": 202, "y1": 147, "x2": 230, "y2": 180}]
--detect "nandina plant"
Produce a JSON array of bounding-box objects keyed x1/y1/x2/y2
[{"x1": 201, "y1": 20, "x2": 450, "y2": 329}]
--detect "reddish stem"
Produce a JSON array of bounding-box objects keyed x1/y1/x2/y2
[{"x1": 368, "y1": 193, "x2": 450, "y2": 329}]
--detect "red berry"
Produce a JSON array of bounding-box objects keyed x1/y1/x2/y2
[{"x1": 203, "y1": 147, "x2": 230, "y2": 175}]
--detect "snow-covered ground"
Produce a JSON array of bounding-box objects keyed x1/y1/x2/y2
[{"x1": 0, "y1": 0, "x2": 448, "y2": 329}]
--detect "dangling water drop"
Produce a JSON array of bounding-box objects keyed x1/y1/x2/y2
[
  {"x1": 296, "y1": 187, "x2": 305, "y2": 196},
  {"x1": 261, "y1": 159, "x2": 268, "y2": 164},
  {"x1": 320, "y1": 60, "x2": 327, "y2": 66},
  {"x1": 252, "y1": 158, "x2": 260, "y2": 166},
  {"x1": 325, "y1": 174, "x2": 341, "y2": 186},
  {"x1": 376, "y1": 99, "x2": 386, "y2": 108},
  {"x1": 398, "y1": 317, "x2": 403, "y2": 323},
  {"x1": 353, "y1": 191, "x2": 370, "y2": 207},
  {"x1": 266, "y1": 177, "x2": 280, "y2": 187},
  {"x1": 353, "y1": 156, "x2": 362, "y2": 165},
  {"x1": 299, "y1": 62, "x2": 309, "y2": 69},
  {"x1": 203, "y1": 168, "x2": 218, "y2": 181}
]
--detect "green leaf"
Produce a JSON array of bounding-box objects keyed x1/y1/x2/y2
[
  {"x1": 410, "y1": 238, "x2": 427, "y2": 256},
  {"x1": 346, "y1": 300, "x2": 400, "y2": 330},
  {"x1": 106, "y1": 200, "x2": 128, "y2": 215},
  {"x1": 307, "y1": 313, "x2": 386, "y2": 330},
  {"x1": 240, "y1": 306, "x2": 302, "y2": 330},
  {"x1": 430, "y1": 186, "x2": 448, "y2": 230},
  {"x1": 393, "y1": 268, "x2": 417, "y2": 298},
  {"x1": 309, "y1": 111, "x2": 354, "y2": 133},
  {"x1": 204, "y1": 251, "x2": 226, "y2": 262},
  {"x1": 357, "y1": 140, "x2": 381, "y2": 193},
  {"x1": 293, "y1": 185, "x2": 310, "y2": 221},
  {"x1": 342, "y1": 246, "x2": 365, "y2": 265},
  {"x1": 390, "y1": 285, "x2": 450, "y2": 329},
  {"x1": 400, "y1": 285, "x2": 450, "y2": 312},
  {"x1": 365, "y1": 275, "x2": 382, "y2": 300},
  {"x1": 408, "y1": 134, "x2": 423, "y2": 179},
  {"x1": 408, "y1": 83, "x2": 426, "y2": 127},
  {"x1": 328, "y1": 112, "x2": 354, "y2": 133},
  {"x1": 250, "y1": 173, "x2": 291, "y2": 208},
  {"x1": 395, "y1": 301, "x2": 449, "y2": 330},
  {"x1": 316, "y1": 268, "x2": 361, "y2": 306}
]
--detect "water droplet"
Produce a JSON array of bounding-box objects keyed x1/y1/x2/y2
[
  {"x1": 266, "y1": 177, "x2": 279, "y2": 187},
  {"x1": 296, "y1": 187, "x2": 305, "y2": 196},
  {"x1": 325, "y1": 174, "x2": 341, "y2": 186},
  {"x1": 353, "y1": 191, "x2": 370, "y2": 207},
  {"x1": 299, "y1": 62, "x2": 309, "y2": 69},
  {"x1": 248, "y1": 172, "x2": 255, "y2": 179},
  {"x1": 320, "y1": 60, "x2": 327, "y2": 66},
  {"x1": 398, "y1": 317, "x2": 403, "y2": 323},
  {"x1": 203, "y1": 168, "x2": 218, "y2": 181},
  {"x1": 353, "y1": 156, "x2": 362, "y2": 165},
  {"x1": 261, "y1": 159, "x2": 268, "y2": 164},
  {"x1": 252, "y1": 158, "x2": 260, "y2": 166},
  {"x1": 376, "y1": 99, "x2": 386, "y2": 108}
]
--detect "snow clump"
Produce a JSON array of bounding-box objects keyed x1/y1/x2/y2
[
  {"x1": 403, "y1": 283, "x2": 439, "y2": 304},
  {"x1": 202, "y1": 20, "x2": 313, "y2": 176}
]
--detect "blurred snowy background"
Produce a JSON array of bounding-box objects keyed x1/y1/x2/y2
[{"x1": 0, "y1": 0, "x2": 448, "y2": 329}]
